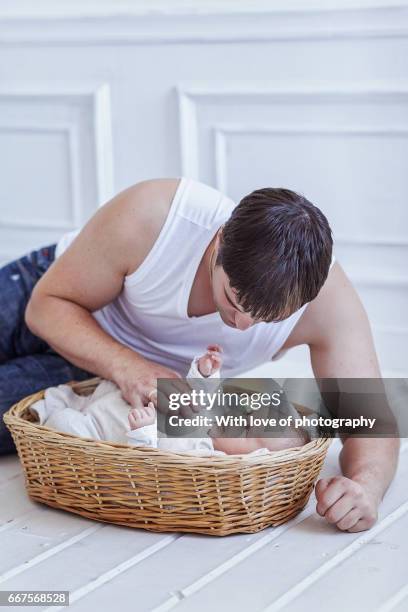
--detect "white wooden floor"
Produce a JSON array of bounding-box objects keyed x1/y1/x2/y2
[{"x1": 1, "y1": 439, "x2": 407, "y2": 612}]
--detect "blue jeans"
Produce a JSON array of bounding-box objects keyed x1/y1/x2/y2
[{"x1": 0, "y1": 245, "x2": 94, "y2": 455}]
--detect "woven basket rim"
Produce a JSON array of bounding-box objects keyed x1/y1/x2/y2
[{"x1": 4, "y1": 376, "x2": 332, "y2": 466}]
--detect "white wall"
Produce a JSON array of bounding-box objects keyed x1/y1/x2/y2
[{"x1": 0, "y1": 1, "x2": 407, "y2": 376}]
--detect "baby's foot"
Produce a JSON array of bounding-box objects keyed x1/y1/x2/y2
[
  {"x1": 197, "y1": 344, "x2": 223, "y2": 377},
  {"x1": 128, "y1": 402, "x2": 156, "y2": 430}
]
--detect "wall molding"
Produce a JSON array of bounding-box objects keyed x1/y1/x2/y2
[
  {"x1": 213, "y1": 123, "x2": 408, "y2": 251},
  {"x1": 0, "y1": 5, "x2": 407, "y2": 45},
  {"x1": 332, "y1": 236, "x2": 408, "y2": 247},
  {"x1": 0, "y1": 122, "x2": 82, "y2": 231},
  {"x1": 178, "y1": 82, "x2": 408, "y2": 254},
  {"x1": 178, "y1": 90, "x2": 200, "y2": 181},
  {"x1": 214, "y1": 123, "x2": 408, "y2": 194},
  {"x1": 178, "y1": 82, "x2": 408, "y2": 181},
  {"x1": 0, "y1": 82, "x2": 114, "y2": 228},
  {"x1": 178, "y1": 82, "x2": 408, "y2": 98},
  {"x1": 350, "y1": 275, "x2": 408, "y2": 288},
  {"x1": 92, "y1": 83, "x2": 114, "y2": 206},
  {"x1": 2, "y1": 2, "x2": 408, "y2": 18}
]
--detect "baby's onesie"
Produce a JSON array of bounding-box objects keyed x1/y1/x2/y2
[
  {"x1": 29, "y1": 356, "x2": 223, "y2": 454},
  {"x1": 30, "y1": 379, "x2": 133, "y2": 444}
]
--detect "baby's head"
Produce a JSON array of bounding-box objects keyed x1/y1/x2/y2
[{"x1": 209, "y1": 425, "x2": 309, "y2": 455}]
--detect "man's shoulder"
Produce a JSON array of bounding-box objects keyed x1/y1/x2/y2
[
  {"x1": 281, "y1": 261, "x2": 346, "y2": 350},
  {"x1": 105, "y1": 178, "x2": 182, "y2": 276},
  {"x1": 117, "y1": 177, "x2": 181, "y2": 217}
]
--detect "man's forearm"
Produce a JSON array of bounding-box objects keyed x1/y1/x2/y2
[
  {"x1": 340, "y1": 436, "x2": 400, "y2": 504},
  {"x1": 25, "y1": 294, "x2": 139, "y2": 382}
]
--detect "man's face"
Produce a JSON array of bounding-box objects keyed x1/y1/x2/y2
[{"x1": 210, "y1": 245, "x2": 257, "y2": 331}]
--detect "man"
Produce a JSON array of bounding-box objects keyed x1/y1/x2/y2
[{"x1": 0, "y1": 177, "x2": 399, "y2": 533}]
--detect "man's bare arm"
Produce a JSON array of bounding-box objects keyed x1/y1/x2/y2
[
  {"x1": 25, "y1": 179, "x2": 182, "y2": 408},
  {"x1": 289, "y1": 261, "x2": 400, "y2": 531}
]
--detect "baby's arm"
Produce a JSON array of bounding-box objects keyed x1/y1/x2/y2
[
  {"x1": 196, "y1": 344, "x2": 223, "y2": 377},
  {"x1": 188, "y1": 344, "x2": 222, "y2": 381}
]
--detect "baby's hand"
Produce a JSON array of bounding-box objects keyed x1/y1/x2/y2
[
  {"x1": 197, "y1": 344, "x2": 223, "y2": 377},
  {"x1": 128, "y1": 402, "x2": 156, "y2": 430}
]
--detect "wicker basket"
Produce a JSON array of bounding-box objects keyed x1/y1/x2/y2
[{"x1": 4, "y1": 377, "x2": 331, "y2": 536}]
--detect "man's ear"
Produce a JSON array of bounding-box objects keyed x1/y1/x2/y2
[{"x1": 215, "y1": 225, "x2": 224, "y2": 247}]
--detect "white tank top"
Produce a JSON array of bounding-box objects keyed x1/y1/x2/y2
[{"x1": 55, "y1": 177, "x2": 335, "y2": 377}]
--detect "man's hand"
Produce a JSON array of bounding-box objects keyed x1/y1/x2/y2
[
  {"x1": 113, "y1": 348, "x2": 182, "y2": 410},
  {"x1": 113, "y1": 348, "x2": 202, "y2": 418},
  {"x1": 315, "y1": 475, "x2": 380, "y2": 532}
]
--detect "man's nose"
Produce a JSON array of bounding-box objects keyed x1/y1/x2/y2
[{"x1": 234, "y1": 311, "x2": 254, "y2": 330}]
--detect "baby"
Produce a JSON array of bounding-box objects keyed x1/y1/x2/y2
[
  {"x1": 29, "y1": 345, "x2": 309, "y2": 455},
  {"x1": 128, "y1": 344, "x2": 309, "y2": 455}
]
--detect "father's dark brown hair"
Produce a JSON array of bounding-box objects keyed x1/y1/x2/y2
[{"x1": 216, "y1": 188, "x2": 333, "y2": 322}]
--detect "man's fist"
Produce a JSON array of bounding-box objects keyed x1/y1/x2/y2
[{"x1": 315, "y1": 476, "x2": 380, "y2": 532}]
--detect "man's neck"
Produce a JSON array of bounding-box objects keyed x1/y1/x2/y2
[{"x1": 187, "y1": 235, "x2": 217, "y2": 318}]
